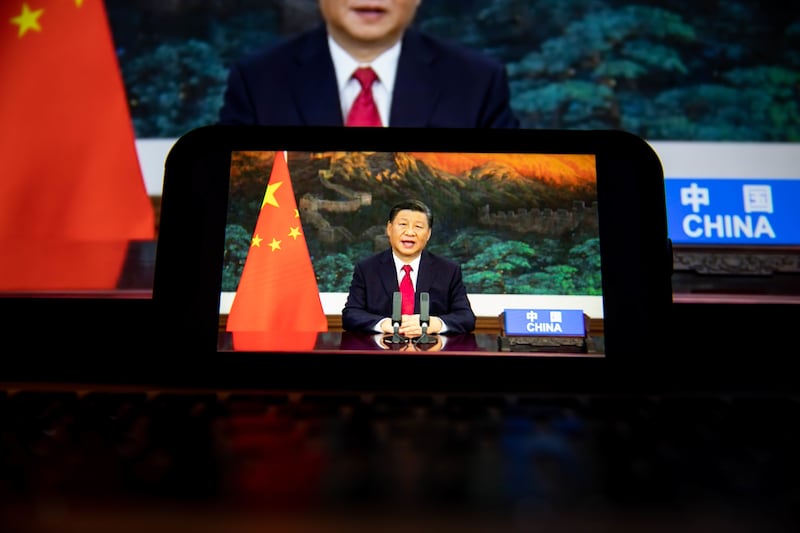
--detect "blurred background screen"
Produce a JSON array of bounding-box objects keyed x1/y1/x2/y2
[{"x1": 40, "y1": 0, "x2": 800, "y2": 301}]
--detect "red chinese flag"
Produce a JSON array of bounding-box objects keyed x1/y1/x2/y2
[
  {"x1": 0, "y1": 1, "x2": 155, "y2": 290},
  {"x1": 226, "y1": 151, "x2": 328, "y2": 351}
]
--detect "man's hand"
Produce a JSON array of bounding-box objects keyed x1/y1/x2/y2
[
  {"x1": 379, "y1": 317, "x2": 394, "y2": 334},
  {"x1": 398, "y1": 314, "x2": 421, "y2": 338},
  {"x1": 399, "y1": 314, "x2": 442, "y2": 338}
]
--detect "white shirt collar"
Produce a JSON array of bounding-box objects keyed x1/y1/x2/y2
[
  {"x1": 328, "y1": 36, "x2": 401, "y2": 93},
  {"x1": 392, "y1": 254, "x2": 421, "y2": 277},
  {"x1": 328, "y1": 36, "x2": 401, "y2": 125}
]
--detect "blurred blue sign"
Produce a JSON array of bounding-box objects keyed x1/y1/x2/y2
[
  {"x1": 665, "y1": 178, "x2": 800, "y2": 245},
  {"x1": 502, "y1": 309, "x2": 585, "y2": 337}
]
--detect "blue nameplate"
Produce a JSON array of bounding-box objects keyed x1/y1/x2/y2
[
  {"x1": 665, "y1": 178, "x2": 800, "y2": 245},
  {"x1": 502, "y1": 309, "x2": 586, "y2": 337}
]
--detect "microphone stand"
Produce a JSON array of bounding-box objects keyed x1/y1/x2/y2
[
  {"x1": 415, "y1": 322, "x2": 436, "y2": 345},
  {"x1": 414, "y1": 292, "x2": 436, "y2": 345},
  {"x1": 384, "y1": 291, "x2": 408, "y2": 345},
  {"x1": 386, "y1": 320, "x2": 408, "y2": 345}
]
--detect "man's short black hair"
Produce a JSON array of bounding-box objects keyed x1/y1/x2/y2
[{"x1": 388, "y1": 200, "x2": 433, "y2": 228}]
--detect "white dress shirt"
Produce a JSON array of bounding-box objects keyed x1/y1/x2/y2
[
  {"x1": 328, "y1": 36, "x2": 401, "y2": 127},
  {"x1": 392, "y1": 254, "x2": 420, "y2": 290}
]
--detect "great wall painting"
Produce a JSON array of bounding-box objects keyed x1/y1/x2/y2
[{"x1": 223, "y1": 151, "x2": 601, "y2": 295}]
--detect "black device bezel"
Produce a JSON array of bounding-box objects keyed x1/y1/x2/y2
[{"x1": 151, "y1": 125, "x2": 672, "y2": 393}]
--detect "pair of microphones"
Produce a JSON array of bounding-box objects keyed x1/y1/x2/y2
[{"x1": 386, "y1": 291, "x2": 436, "y2": 345}]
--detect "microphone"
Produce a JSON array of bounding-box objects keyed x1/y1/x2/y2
[
  {"x1": 385, "y1": 291, "x2": 408, "y2": 344},
  {"x1": 415, "y1": 291, "x2": 436, "y2": 345},
  {"x1": 393, "y1": 290, "x2": 402, "y2": 329},
  {"x1": 419, "y1": 291, "x2": 429, "y2": 326}
]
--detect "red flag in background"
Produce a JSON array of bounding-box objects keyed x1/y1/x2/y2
[
  {"x1": 226, "y1": 151, "x2": 328, "y2": 351},
  {"x1": 0, "y1": 1, "x2": 155, "y2": 290}
]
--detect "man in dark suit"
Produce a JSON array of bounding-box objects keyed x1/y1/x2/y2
[
  {"x1": 218, "y1": 0, "x2": 519, "y2": 128},
  {"x1": 342, "y1": 200, "x2": 476, "y2": 337}
]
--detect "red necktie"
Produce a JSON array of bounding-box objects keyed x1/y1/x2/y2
[
  {"x1": 400, "y1": 264, "x2": 415, "y2": 315},
  {"x1": 346, "y1": 67, "x2": 382, "y2": 127}
]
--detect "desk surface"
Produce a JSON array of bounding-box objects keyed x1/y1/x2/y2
[{"x1": 218, "y1": 331, "x2": 605, "y2": 357}]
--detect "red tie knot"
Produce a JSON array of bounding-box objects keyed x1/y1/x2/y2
[
  {"x1": 346, "y1": 67, "x2": 382, "y2": 127},
  {"x1": 353, "y1": 67, "x2": 378, "y2": 89},
  {"x1": 400, "y1": 264, "x2": 414, "y2": 315}
]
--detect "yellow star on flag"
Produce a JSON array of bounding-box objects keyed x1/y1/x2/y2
[
  {"x1": 251, "y1": 234, "x2": 263, "y2": 247},
  {"x1": 11, "y1": 3, "x2": 44, "y2": 38},
  {"x1": 269, "y1": 238, "x2": 281, "y2": 251},
  {"x1": 262, "y1": 182, "x2": 282, "y2": 208},
  {"x1": 288, "y1": 227, "x2": 302, "y2": 240}
]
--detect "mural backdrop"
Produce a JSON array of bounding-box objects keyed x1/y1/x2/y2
[{"x1": 106, "y1": 0, "x2": 800, "y2": 142}]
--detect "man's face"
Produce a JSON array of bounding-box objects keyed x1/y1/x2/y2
[
  {"x1": 320, "y1": 0, "x2": 421, "y2": 51},
  {"x1": 386, "y1": 209, "x2": 431, "y2": 261}
]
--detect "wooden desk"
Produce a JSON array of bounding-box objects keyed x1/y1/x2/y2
[
  {"x1": 218, "y1": 330, "x2": 605, "y2": 357},
  {"x1": 220, "y1": 314, "x2": 605, "y2": 338}
]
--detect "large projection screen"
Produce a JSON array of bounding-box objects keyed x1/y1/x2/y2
[{"x1": 113, "y1": 0, "x2": 800, "y2": 302}]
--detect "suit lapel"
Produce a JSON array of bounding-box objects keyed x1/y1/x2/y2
[
  {"x1": 416, "y1": 251, "x2": 435, "y2": 294},
  {"x1": 379, "y1": 249, "x2": 400, "y2": 295},
  {"x1": 293, "y1": 26, "x2": 345, "y2": 126},
  {"x1": 390, "y1": 30, "x2": 438, "y2": 127}
]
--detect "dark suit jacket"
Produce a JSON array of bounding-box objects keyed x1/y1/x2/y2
[
  {"x1": 218, "y1": 25, "x2": 519, "y2": 128},
  {"x1": 341, "y1": 249, "x2": 476, "y2": 334}
]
